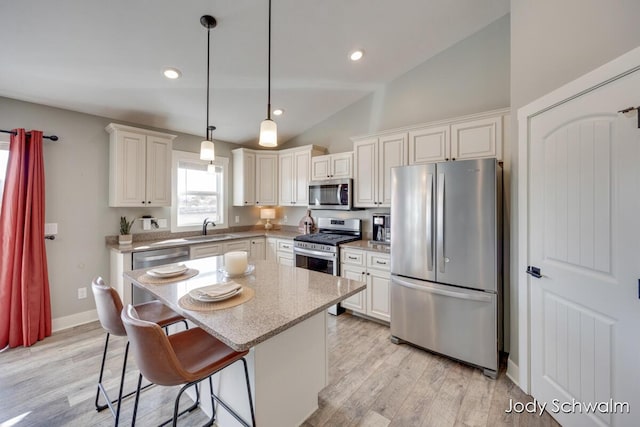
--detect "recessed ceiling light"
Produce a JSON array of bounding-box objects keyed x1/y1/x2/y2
[
  {"x1": 273, "y1": 108, "x2": 284, "y2": 116},
  {"x1": 349, "y1": 50, "x2": 364, "y2": 61},
  {"x1": 163, "y1": 67, "x2": 182, "y2": 79}
]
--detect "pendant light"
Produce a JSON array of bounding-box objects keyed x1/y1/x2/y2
[
  {"x1": 200, "y1": 15, "x2": 217, "y2": 171},
  {"x1": 259, "y1": 0, "x2": 277, "y2": 147}
]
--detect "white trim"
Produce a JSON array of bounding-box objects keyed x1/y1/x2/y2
[
  {"x1": 351, "y1": 107, "x2": 510, "y2": 142},
  {"x1": 105, "y1": 122, "x2": 176, "y2": 140},
  {"x1": 171, "y1": 150, "x2": 230, "y2": 232},
  {"x1": 52, "y1": 309, "x2": 98, "y2": 332},
  {"x1": 516, "y1": 45, "x2": 640, "y2": 394},
  {"x1": 506, "y1": 357, "x2": 520, "y2": 387}
]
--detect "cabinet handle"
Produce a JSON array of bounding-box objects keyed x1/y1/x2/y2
[
  {"x1": 367, "y1": 272, "x2": 370, "y2": 276},
  {"x1": 147, "y1": 201, "x2": 151, "y2": 204},
  {"x1": 375, "y1": 260, "x2": 387, "y2": 265},
  {"x1": 348, "y1": 256, "x2": 358, "y2": 260},
  {"x1": 452, "y1": 158, "x2": 456, "y2": 161},
  {"x1": 445, "y1": 158, "x2": 449, "y2": 161},
  {"x1": 257, "y1": 201, "x2": 260, "y2": 204},
  {"x1": 141, "y1": 201, "x2": 145, "y2": 204}
]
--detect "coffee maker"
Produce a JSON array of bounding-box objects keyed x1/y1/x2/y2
[{"x1": 372, "y1": 213, "x2": 391, "y2": 244}]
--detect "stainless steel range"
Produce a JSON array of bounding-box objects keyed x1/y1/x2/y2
[{"x1": 294, "y1": 218, "x2": 362, "y2": 315}]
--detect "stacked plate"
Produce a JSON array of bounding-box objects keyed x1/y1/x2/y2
[
  {"x1": 147, "y1": 263, "x2": 188, "y2": 278},
  {"x1": 189, "y1": 282, "x2": 242, "y2": 302}
]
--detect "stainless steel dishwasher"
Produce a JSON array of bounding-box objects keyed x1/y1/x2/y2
[{"x1": 131, "y1": 246, "x2": 190, "y2": 304}]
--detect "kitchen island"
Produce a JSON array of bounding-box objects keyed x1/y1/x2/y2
[{"x1": 125, "y1": 257, "x2": 366, "y2": 427}]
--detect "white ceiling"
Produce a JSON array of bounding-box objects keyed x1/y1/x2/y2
[{"x1": 0, "y1": 0, "x2": 509, "y2": 145}]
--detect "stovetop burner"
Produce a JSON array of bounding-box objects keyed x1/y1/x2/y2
[
  {"x1": 294, "y1": 233, "x2": 360, "y2": 246},
  {"x1": 293, "y1": 217, "x2": 362, "y2": 254}
]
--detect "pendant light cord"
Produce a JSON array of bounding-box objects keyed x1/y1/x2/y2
[
  {"x1": 206, "y1": 24, "x2": 211, "y2": 140},
  {"x1": 267, "y1": 0, "x2": 272, "y2": 120}
]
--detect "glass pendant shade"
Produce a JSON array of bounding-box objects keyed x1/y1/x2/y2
[
  {"x1": 259, "y1": 119, "x2": 278, "y2": 147},
  {"x1": 200, "y1": 139, "x2": 215, "y2": 161}
]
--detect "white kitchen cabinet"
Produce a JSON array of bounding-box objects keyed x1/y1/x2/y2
[
  {"x1": 365, "y1": 252, "x2": 391, "y2": 322},
  {"x1": 190, "y1": 242, "x2": 223, "y2": 259},
  {"x1": 255, "y1": 152, "x2": 278, "y2": 205},
  {"x1": 249, "y1": 237, "x2": 266, "y2": 261},
  {"x1": 407, "y1": 112, "x2": 507, "y2": 165},
  {"x1": 341, "y1": 264, "x2": 367, "y2": 313},
  {"x1": 408, "y1": 125, "x2": 450, "y2": 164},
  {"x1": 353, "y1": 133, "x2": 407, "y2": 207},
  {"x1": 266, "y1": 237, "x2": 294, "y2": 266},
  {"x1": 450, "y1": 115, "x2": 502, "y2": 161},
  {"x1": 278, "y1": 145, "x2": 326, "y2": 206},
  {"x1": 310, "y1": 152, "x2": 353, "y2": 180},
  {"x1": 340, "y1": 247, "x2": 391, "y2": 322},
  {"x1": 223, "y1": 240, "x2": 250, "y2": 253},
  {"x1": 232, "y1": 149, "x2": 279, "y2": 207},
  {"x1": 106, "y1": 123, "x2": 175, "y2": 207}
]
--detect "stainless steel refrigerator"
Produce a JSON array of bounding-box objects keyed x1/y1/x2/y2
[{"x1": 390, "y1": 158, "x2": 501, "y2": 377}]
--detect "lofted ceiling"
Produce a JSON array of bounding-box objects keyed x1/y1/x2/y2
[{"x1": 0, "y1": 0, "x2": 509, "y2": 145}]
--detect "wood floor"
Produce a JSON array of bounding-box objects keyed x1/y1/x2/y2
[{"x1": 0, "y1": 314, "x2": 561, "y2": 427}]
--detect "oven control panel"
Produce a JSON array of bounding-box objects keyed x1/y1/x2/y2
[{"x1": 293, "y1": 241, "x2": 337, "y2": 254}]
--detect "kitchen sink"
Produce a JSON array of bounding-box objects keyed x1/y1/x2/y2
[
  {"x1": 149, "y1": 234, "x2": 236, "y2": 246},
  {"x1": 184, "y1": 234, "x2": 235, "y2": 241}
]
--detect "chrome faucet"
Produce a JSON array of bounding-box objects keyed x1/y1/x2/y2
[{"x1": 202, "y1": 218, "x2": 216, "y2": 235}]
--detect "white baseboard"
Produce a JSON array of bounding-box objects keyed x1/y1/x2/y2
[
  {"x1": 52, "y1": 309, "x2": 98, "y2": 332},
  {"x1": 506, "y1": 357, "x2": 520, "y2": 386}
]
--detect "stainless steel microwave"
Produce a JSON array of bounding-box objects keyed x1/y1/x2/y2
[{"x1": 308, "y1": 178, "x2": 353, "y2": 210}]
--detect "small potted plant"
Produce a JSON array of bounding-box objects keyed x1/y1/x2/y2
[{"x1": 119, "y1": 216, "x2": 135, "y2": 245}]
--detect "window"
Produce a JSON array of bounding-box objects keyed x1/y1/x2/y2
[
  {"x1": 171, "y1": 150, "x2": 229, "y2": 231},
  {"x1": 0, "y1": 136, "x2": 9, "y2": 206}
]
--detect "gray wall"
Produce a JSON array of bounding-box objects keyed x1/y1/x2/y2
[
  {"x1": 509, "y1": 0, "x2": 640, "y2": 370},
  {"x1": 0, "y1": 97, "x2": 260, "y2": 321},
  {"x1": 284, "y1": 15, "x2": 510, "y2": 153},
  {"x1": 282, "y1": 14, "x2": 512, "y2": 348}
]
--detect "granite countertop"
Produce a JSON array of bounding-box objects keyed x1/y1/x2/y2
[
  {"x1": 341, "y1": 240, "x2": 391, "y2": 254},
  {"x1": 108, "y1": 229, "x2": 299, "y2": 253},
  {"x1": 125, "y1": 258, "x2": 366, "y2": 351}
]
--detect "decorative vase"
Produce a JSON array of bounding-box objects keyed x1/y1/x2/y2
[{"x1": 119, "y1": 234, "x2": 133, "y2": 245}]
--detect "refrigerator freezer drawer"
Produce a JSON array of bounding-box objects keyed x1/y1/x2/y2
[{"x1": 390, "y1": 275, "x2": 497, "y2": 372}]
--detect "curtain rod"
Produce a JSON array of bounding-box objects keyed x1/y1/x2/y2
[{"x1": 0, "y1": 129, "x2": 59, "y2": 141}]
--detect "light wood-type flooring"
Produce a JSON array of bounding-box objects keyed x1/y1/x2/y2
[{"x1": 0, "y1": 313, "x2": 561, "y2": 426}]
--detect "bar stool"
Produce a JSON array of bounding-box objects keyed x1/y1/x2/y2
[
  {"x1": 121, "y1": 304, "x2": 256, "y2": 427},
  {"x1": 91, "y1": 276, "x2": 188, "y2": 426}
]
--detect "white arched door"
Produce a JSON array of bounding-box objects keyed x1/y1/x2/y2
[{"x1": 527, "y1": 63, "x2": 640, "y2": 426}]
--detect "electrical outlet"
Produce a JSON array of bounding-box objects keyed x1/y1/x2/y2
[
  {"x1": 77, "y1": 287, "x2": 87, "y2": 299},
  {"x1": 235, "y1": 215, "x2": 240, "y2": 224},
  {"x1": 283, "y1": 215, "x2": 288, "y2": 223}
]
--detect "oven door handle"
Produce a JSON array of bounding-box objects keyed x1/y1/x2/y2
[{"x1": 293, "y1": 247, "x2": 336, "y2": 261}]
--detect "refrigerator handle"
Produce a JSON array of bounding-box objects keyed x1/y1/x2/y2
[
  {"x1": 426, "y1": 173, "x2": 433, "y2": 271},
  {"x1": 392, "y1": 276, "x2": 493, "y2": 303},
  {"x1": 437, "y1": 172, "x2": 445, "y2": 273}
]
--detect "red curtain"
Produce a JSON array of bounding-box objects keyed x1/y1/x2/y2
[{"x1": 0, "y1": 129, "x2": 52, "y2": 348}]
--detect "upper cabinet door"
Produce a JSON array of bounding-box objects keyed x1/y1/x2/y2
[
  {"x1": 255, "y1": 152, "x2": 278, "y2": 205},
  {"x1": 378, "y1": 132, "x2": 408, "y2": 206},
  {"x1": 115, "y1": 130, "x2": 147, "y2": 206},
  {"x1": 278, "y1": 151, "x2": 294, "y2": 206},
  {"x1": 311, "y1": 155, "x2": 331, "y2": 181},
  {"x1": 330, "y1": 152, "x2": 353, "y2": 179},
  {"x1": 450, "y1": 116, "x2": 502, "y2": 161},
  {"x1": 408, "y1": 125, "x2": 450, "y2": 164},
  {"x1": 233, "y1": 149, "x2": 256, "y2": 206},
  {"x1": 353, "y1": 138, "x2": 378, "y2": 207},
  {"x1": 145, "y1": 135, "x2": 172, "y2": 206},
  {"x1": 293, "y1": 149, "x2": 311, "y2": 205}
]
